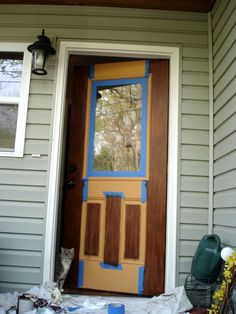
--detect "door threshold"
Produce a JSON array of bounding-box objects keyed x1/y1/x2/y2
[{"x1": 64, "y1": 288, "x2": 147, "y2": 298}]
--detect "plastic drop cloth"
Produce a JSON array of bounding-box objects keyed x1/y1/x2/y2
[
  {"x1": 0, "y1": 285, "x2": 192, "y2": 314},
  {"x1": 62, "y1": 286, "x2": 192, "y2": 314}
]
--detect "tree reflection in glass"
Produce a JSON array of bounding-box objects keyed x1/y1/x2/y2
[
  {"x1": 93, "y1": 83, "x2": 142, "y2": 172},
  {"x1": 0, "y1": 58, "x2": 23, "y2": 97},
  {"x1": 0, "y1": 56, "x2": 23, "y2": 151},
  {"x1": 0, "y1": 104, "x2": 18, "y2": 150}
]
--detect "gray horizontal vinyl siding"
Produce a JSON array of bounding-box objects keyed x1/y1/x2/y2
[
  {"x1": 0, "y1": 51, "x2": 54, "y2": 291},
  {"x1": 0, "y1": 4, "x2": 209, "y2": 291},
  {"x1": 212, "y1": 0, "x2": 236, "y2": 248},
  {"x1": 180, "y1": 44, "x2": 209, "y2": 283}
]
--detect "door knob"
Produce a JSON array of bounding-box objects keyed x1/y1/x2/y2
[{"x1": 67, "y1": 180, "x2": 76, "y2": 188}]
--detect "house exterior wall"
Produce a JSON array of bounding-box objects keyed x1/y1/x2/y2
[
  {"x1": 0, "y1": 5, "x2": 210, "y2": 292},
  {"x1": 212, "y1": 0, "x2": 236, "y2": 248}
]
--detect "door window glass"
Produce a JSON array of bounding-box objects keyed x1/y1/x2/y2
[{"x1": 88, "y1": 78, "x2": 148, "y2": 177}]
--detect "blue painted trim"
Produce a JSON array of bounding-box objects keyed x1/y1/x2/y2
[
  {"x1": 90, "y1": 170, "x2": 144, "y2": 177},
  {"x1": 140, "y1": 76, "x2": 148, "y2": 176},
  {"x1": 145, "y1": 60, "x2": 150, "y2": 78},
  {"x1": 78, "y1": 260, "x2": 84, "y2": 288},
  {"x1": 82, "y1": 177, "x2": 88, "y2": 202},
  {"x1": 138, "y1": 266, "x2": 145, "y2": 295},
  {"x1": 99, "y1": 262, "x2": 123, "y2": 270},
  {"x1": 87, "y1": 77, "x2": 148, "y2": 177},
  {"x1": 141, "y1": 180, "x2": 147, "y2": 203},
  {"x1": 89, "y1": 64, "x2": 95, "y2": 79},
  {"x1": 103, "y1": 191, "x2": 125, "y2": 198}
]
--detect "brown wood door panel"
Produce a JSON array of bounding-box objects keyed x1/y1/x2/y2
[
  {"x1": 84, "y1": 203, "x2": 101, "y2": 256},
  {"x1": 103, "y1": 196, "x2": 121, "y2": 266},
  {"x1": 124, "y1": 204, "x2": 141, "y2": 259},
  {"x1": 61, "y1": 64, "x2": 89, "y2": 288},
  {"x1": 144, "y1": 59, "x2": 169, "y2": 295}
]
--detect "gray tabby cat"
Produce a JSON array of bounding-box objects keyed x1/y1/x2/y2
[{"x1": 55, "y1": 247, "x2": 75, "y2": 291}]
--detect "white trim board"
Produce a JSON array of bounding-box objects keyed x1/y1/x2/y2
[{"x1": 44, "y1": 41, "x2": 180, "y2": 293}]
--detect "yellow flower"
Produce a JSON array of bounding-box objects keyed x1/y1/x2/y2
[{"x1": 208, "y1": 252, "x2": 236, "y2": 312}]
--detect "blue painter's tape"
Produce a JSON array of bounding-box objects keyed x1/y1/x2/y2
[
  {"x1": 89, "y1": 64, "x2": 95, "y2": 79},
  {"x1": 78, "y1": 260, "x2": 84, "y2": 288},
  {"x1": 82, "y1": 177, "x2": 88, "y2": 202},
  {"x1": 141, "y1": 180, "x2": 147, "y2": 203},
  {"x1": 138, "y1": 266, "x2": 145, "y2": 295},
  {"x1": 91, "y1": 170, "x2": 144, "y2": 177},
  {"x1": 145, "y1": 60, "x2": 150, "y2": 78},
  {"x1": 66, "y1": 306, "x2": 82, "y2": 313},
  {"x1": 139, "y1": 76, "x2": 148, "y2": 177},
  {"x1": 108, "y1": 303, "x2": 125, "y2": 314},
  {"x1": 99, "y1": 262, "x2": 123, "y2": 270},
  {"x1": 103, "y1": 191, "x2": 125, "y2": 198}
]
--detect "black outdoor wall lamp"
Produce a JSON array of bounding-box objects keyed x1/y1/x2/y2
[{"x1": 27, "y1": 29, "x2": 56, "y2": 75}]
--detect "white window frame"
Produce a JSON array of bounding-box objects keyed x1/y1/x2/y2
[{"x1": 0, "y1": 43, "x2": 31, "y2": 157}]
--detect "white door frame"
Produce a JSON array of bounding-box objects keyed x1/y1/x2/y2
[{"x1": 43, "y1": 41, "x2": 180, "y2": 293}]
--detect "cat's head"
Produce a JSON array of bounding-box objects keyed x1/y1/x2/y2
[{"x1": 61, "y1": 247, "x2": 75, "y2": 260}]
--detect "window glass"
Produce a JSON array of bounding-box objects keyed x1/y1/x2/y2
[
  {"x1": 93, "y1": 83, "x2": 142, "y2": 172},
  {"x1": 0, "y1": 48, "x2": 30, "y2": 157},
  {"x1": 0, "y1": 103, "x2": 18, "y2": 151},
  {"x1": 0, "y1": 54, "x2": 23, "y2": 97}
]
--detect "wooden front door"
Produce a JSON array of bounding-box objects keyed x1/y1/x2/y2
[{"x1": 60, "y1": 58, "x2": 169, "y2": 296}]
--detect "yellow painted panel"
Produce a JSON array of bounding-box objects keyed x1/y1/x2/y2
[
  {"x1": 82, "y1": 259, "x2": 143, "y2": 294},
  {"x1": 94, "y1": 60, "x2": 146, "y2": 80},
  {"x1": 79, "y1": 203, "x2": 87, "y2": 258},
  {"x1": 88, "y1": 179, "x2": 142, "y2": 199},
  {"x1": 139, "y1": 202, "x2": 146, "y2": 264}
]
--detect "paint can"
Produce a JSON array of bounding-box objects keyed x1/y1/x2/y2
[
  {"x1": 17, "y1": 295, "x2": 34, "y2": 314},
  {"x1": 6, "y1": 306, "x2": 16, "y2": 314}
]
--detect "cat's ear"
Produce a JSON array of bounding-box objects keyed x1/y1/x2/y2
[
  {"x1": 61, "y1": 247, "x2": 65, "y2": 253},
  {"x1": 71, "y1": 248, "x2": 75, "y2": 254}
]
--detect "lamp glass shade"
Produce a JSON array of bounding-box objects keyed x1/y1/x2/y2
[{"x1": 31, "y1": 49, "x2": 48, "y2": 75}]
